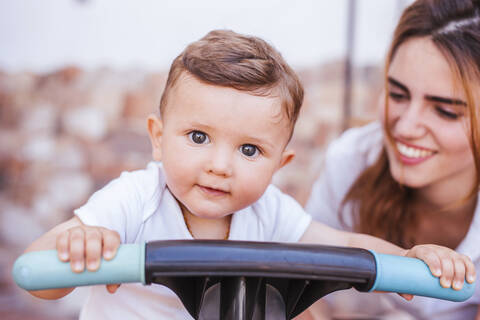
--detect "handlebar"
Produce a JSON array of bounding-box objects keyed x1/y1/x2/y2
[{"x1": 12, "y1": 240, "x2": 475, "y2": 319}]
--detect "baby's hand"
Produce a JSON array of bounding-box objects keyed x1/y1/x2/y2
[
  {"x1": 56, "y1": 224, "x2": 121, "y2": 293},
  {"x1": 402, "y1": 244, "x2": 476, "y2": 299}
]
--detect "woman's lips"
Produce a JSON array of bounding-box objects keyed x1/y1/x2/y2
[{"x1": 395, "y1": 141, "x2": 436, "y2": 165}]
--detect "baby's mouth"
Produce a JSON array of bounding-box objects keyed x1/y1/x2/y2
[{"x1": 197, "y1": 185, "x2": 230, "y2": 196}]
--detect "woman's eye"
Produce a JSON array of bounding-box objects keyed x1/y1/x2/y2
[
  {"x1": 240, "y1": 144, "x2": 259, "y2": 158},
  {"x1": 188, "y1": 131, "x2": 209, "y2": 144},
  {"x1": 388, "y1": 92, "x2": 408, "y2": 101},
  {"x1": 435, "y1": 106, "x2": 460, "y2": 120}
]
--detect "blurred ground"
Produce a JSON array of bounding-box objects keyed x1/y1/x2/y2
[{"x1": 0, "y1": 62, "x2": 381, "y2": 319}]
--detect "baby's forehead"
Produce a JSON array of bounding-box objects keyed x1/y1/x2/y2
[
  {"x1": 165, "y1": 77, "x2": 293, "y2": 140},
  {"x1": 167, "y1": 74, "x2": 292, "y2": 121}
]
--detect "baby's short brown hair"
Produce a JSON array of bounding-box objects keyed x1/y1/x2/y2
[{"x1": 159, "y1": 30, "x2": 304, "y2": 136}]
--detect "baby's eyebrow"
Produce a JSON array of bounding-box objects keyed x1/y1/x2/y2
[
  {"x1": 244, "y1": 136, "x2": 274, "y2": 150},
  {"x1": 187, "y1": 122, "x2": 213, "y2": 130}
]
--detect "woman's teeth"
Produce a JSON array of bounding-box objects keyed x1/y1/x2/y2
[{"x1": 396, "y1": 142, "x2": 434, "y2": 158}]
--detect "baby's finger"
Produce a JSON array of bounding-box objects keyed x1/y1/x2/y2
[
  {"x1": 69, "y1": 228, "x2": 86, "y2": 273},
  {"x1": 56, "y1": 231, "x2": 70, "y2": 262},
  {"x1": 440, "y1": 257, "x2": 454, "y2": 288},
  {"x1": 452, "y1": 258, "x2": 466, "y2": 290},
  {"x1": 85, "y1": 228, "x2": 102, "y2": 271},
  {"x1": 106, "y1": 284, "x2": 121, "y2": 294},
  {"x1": 101, "y1": 229, "x2": 120, "y2": 260},
  {"x1": 462, "y1": 255, "x2": 476, "y2": 284}
]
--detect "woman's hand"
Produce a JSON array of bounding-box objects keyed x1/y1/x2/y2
[
  {"x1": 56, "y1": 224, "x2": 122, "y2": 294},
  {"x1": 400, "y1": 244, "x2": 476, "y2": 300}
]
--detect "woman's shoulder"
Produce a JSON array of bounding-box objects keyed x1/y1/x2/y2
[{"x1": 305, "y1": 122, "x2": 383, "y2": 226}]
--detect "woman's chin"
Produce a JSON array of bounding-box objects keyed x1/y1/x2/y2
[{"x1": 390, "y1": 168, "x2": 428, "y2": 189}]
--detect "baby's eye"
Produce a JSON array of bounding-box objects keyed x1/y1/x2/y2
[
  {"x1": 240, "y1": 144, "x2": 259, "y2": 158},
  {"x1": 188, "y1": 131, "x2": 209, "y2": 144}
]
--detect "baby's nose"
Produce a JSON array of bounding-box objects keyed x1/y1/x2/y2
[{"x1": 207, "y1": 148, "x2": 233, "y2": 177}]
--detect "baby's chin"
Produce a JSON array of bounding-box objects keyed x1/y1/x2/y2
[{"x1": 186, "y1": 205, "x2": 234, "y2": 220}]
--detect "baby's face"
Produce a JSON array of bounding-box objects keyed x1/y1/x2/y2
[{"x1": 154, "y1": 75, "x2": 293, "y2": 219}]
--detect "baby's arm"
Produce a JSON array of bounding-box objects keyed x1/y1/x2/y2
[
  {"x1": 301, "y1": 220, "x2": 476, "y2": 293},
  {"x1": 24, "y1": 216, "x2": 121, "y2": 300}
]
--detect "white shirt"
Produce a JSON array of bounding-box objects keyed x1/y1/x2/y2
[
  {"x1": 74, "y1": 161, "x2": 312, "y2": 319},
  {"x1": 306, "y1": 122, "x2": 480, "y2": 320}
]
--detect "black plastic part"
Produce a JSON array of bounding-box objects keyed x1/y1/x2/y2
[{"x1": 144, "y1": 240, "x2": 377, "y2": 320}]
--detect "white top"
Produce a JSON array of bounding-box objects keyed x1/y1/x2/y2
[
  {"x1": 74, "y1": 161, "x2": 312, "y2": 320},
  {"x1": 306, "y1": 122, "x2": 480, "y2": 320}
]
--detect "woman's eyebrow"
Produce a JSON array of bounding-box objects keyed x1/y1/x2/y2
[
  {"x1": 388, "y1": 76, "x2": 466, "y2": 106},
  {"x1": 388, "y1": 77, "x2": 409, "y2": 94},
  {"x1": 425, "y1": 95, "x2": 466, "y2": 106}
]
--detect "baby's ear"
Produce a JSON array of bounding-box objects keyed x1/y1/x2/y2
[
  {"x1": 278, "y1": 149, "x2": 295, "y2": 170},
  {"x1": 147, "y1": 114, "x2": 163, "y2": 161}
]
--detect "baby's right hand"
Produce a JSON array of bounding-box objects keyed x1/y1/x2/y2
[{"x1": 56, "y1": 224, "x2": 121, "y2": 293}]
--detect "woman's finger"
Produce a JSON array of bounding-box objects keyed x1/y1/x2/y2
[
  {"x1": 461, "y1": 254, "x2": 476, "y2": 284},
  {"x1": 439, "y1": 256, "x2": 454, "y2": 288},
  {"x1": 411, "y1": 246, "x2": 442, "y2": 277},
  {"x1": 452, "y1": 258, "x2": 466, "y2": 290},
  {"x1": 398, "y1": 293, "x2": 414, "y2": 301},
  {"x1": 106, "y1": 284, "x2": 121, "y2": 294}
]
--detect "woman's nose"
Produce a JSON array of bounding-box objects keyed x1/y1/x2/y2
[{"x1": 392, "y1": 100, "x2": 427, "y2": 138}]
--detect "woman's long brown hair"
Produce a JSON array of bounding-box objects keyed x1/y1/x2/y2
[{"x1": 341, "y1": 0, "x2": 480, "y2": 248}]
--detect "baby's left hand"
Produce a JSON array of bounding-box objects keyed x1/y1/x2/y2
[{"x1": 401, "y1": 244, "x2": 476, "y2": 300}]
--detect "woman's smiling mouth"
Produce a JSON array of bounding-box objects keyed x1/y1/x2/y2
[{"x1": 395, "y1": 141, "x2": 436, "y2": 165}]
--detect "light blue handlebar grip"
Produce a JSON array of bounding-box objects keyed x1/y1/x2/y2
[
  {"x1": 12, "y1": 244, "x2": 146, "y2": 291},
  {"x1": 369, "y1": 251, "x2": 475, "y2": 302}
]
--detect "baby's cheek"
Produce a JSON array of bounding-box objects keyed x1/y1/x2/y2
[
  {"x1": 236, "y1": 178, "x2": 269, "y2": 207},
  {"x1": 164, "y1": 170, "x2": 191, "y2": 198}
]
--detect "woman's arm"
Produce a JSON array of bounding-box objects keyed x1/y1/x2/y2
[
  {"x1": 300, "y1": 220, "x2": 404, "y2": 255},
  {"x1": 300, "y1": 220, "x2": 476, "y2": 291}
]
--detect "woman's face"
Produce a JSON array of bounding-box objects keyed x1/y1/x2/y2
[{"x1": 381, "y1": 37, "x2": 476, "y2": 199}]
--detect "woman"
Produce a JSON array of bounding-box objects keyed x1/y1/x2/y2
[{"x1": 305, "y1": 0, "x2": 480, "y2": 319}]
